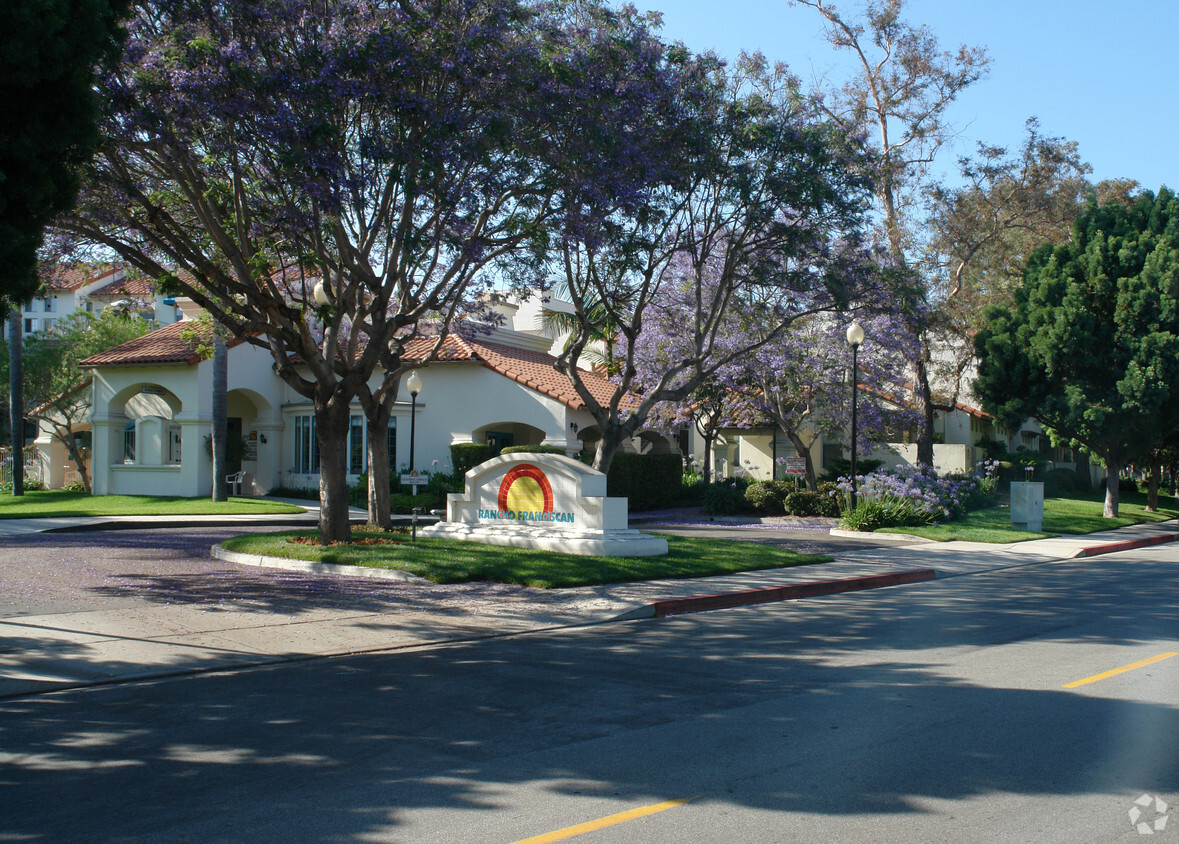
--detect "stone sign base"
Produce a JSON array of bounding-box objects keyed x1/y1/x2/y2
[{"x1": 420, "y1": 522, "x2": 669, "y2": 557}]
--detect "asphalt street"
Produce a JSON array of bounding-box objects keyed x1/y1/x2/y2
[{"x1": 1, "y1": 539, "x2": 1176, "y2": 842}]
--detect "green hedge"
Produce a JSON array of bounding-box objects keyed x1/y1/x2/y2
[
  {"x1": 500, "y1": 444, "x2": 568, "y2": 456},
  {"x1": 607, "y1": 453, "x2": 683, "y2": 512},
  {"x1": 450, "y1": 443, "x2": 491, "y2": 476}
]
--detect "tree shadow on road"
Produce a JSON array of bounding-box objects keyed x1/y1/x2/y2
[{"x1": 1, "y1": 550, "x2": 1177, "y2": 841}]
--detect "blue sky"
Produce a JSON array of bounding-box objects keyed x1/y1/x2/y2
[{"x1": 641, "y1": 0, "x2": 1177, "y2": 191}]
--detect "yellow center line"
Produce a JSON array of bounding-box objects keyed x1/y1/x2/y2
[
  {"x1": 1064, "y1": 651, "x2": 1178, "y2": 688},
  {"x1": 511, "y1": 797, "x2": 696, "y2": 844}
]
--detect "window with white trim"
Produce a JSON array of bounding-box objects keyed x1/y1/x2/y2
[
  {"x1": 349, "y1": 415, "x2": 365, "y2": 474},
  {"x1": 293, "y1": 414, "x2": 319, "y2": 473},
  {"x1": 123, "y1": 422, "x2": 136, "y2": 463}
]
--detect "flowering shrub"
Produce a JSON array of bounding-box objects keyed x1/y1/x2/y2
[
  {"x1": 976, "y1": 458, "x2": 1001, "y2": 500},
  {"x1": 840, "y1": 497, "x2": 933, "y2": 532},
  {"x1": 835, "y1": 463, "x2": 979, "y2": 529}
]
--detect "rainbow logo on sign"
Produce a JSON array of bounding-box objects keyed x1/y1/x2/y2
[
  {"x1": 476, "y1": 463, "x2": 575, "y2": 524},
  {"x1": 498, "y1": 463, "x2": 553, "y2": 514}
]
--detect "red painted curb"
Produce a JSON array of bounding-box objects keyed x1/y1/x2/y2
[
  {"x1": 1073, "y1": 533, "x2": 1177, "y2": 558},
  {"x1": 650, "y1": 568, "x2": 937, "y2": 618}
]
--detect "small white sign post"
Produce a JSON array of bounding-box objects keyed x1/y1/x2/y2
[{"x1": 401, "y1": 471, "x2": 429, "y2": 497}]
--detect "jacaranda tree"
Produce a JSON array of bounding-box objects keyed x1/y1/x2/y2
[
  {"x1": 57, "y1": 0, "x2": 696, "y2": 540},
  {"x1": 545, "y1": 53, "x2": 875, "y2": 473}
]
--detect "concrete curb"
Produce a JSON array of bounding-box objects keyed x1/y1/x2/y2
[
  {"x1": 828, "y1": 528, "x2": 935, "y2": 542},
  {"x1": 614, "y1": 568, "x2": 938, "y2": 620},
  {"x1": 211, "y1": 544, "x2": 433, "y2": 583},
  {"x1": 1069, "y1": 532, "x2": 1178, "y2": 558}
]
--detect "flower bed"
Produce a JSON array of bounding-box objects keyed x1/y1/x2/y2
[{"x1": 835, "y1": 464, "x2": 983, "y2": 531}]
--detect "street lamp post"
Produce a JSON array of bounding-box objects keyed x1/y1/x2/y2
[
  {"x1": 846, "y1": 320, "x2": 865, "y2": 510},
  {"x1": 406, "y1": 370, "x2": 422, "y2": 496}
]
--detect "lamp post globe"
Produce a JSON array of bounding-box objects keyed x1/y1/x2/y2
[
  {"x1": 846, "y1": 321, "x2": 865, "y2": 510},
  {"x1": 312, "y1": 281, "x2": 330, "y2": 306},
  {"x1": 406, "y1": 371, "x2": 423, "y2": 494}
]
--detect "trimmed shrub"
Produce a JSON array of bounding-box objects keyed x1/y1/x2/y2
[
  {"x1": 1045, "y1": 467, "x2": 1086, "y2": 497},
  {"x1": 500, "y1": 444, "x2": 568, "y2": 456},
  {"x1": 703, "y1": 476, "x2": 752, "y2": 515},
  {"x1": 745, "y1": 481, "x2": 786, "y2": 515},
  {"x1": 783, "y1": 489, "x2": 825, "y2": 517},
  {"x1": 390, "y1": 490, "x2": 444, "y2": 514},
  {"x1": 607, "y1": 452, "x2": 682, "y2": 512},
  {"x1": 450, "y1": 443, "x2": 491, "y2": 476},
  {"x1": 816, "y1": 481, "x2": 843, "y2": 517},
  {"x1": 269, "y1": 483, "x2": 319, "y2": 501}
]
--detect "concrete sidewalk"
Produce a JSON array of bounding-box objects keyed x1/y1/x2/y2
[{"x1": 2, "y1": 512, "x2": 1177, "y2": 699}]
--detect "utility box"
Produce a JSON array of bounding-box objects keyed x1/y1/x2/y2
[{"x1": 1010, "y1": 481, "x2": 1044, "y2": 531}]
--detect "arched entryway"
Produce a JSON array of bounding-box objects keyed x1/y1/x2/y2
[{"x1": 472, "y1": 421, "x2": 547, "y2": 457}]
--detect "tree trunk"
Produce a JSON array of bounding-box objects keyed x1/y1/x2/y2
[
  {"x1": 8, "y1": 311, "x2": 24, "y2": 497},
  {"x1": 316, "y1": 395, "x2": 353, "y2": 543},
  {"x1": 68, "y1": 436, "x2": 92, "y2": 494},
  {"x1": 1147, "y1": 457, "x2": 1161, "y2": 513},
  {"x1": 592, "y1": 419, "x2": 636, "y2": 475},
  {"x1": 211, "y1": 333, "x2": 227, "y2": 501},
  {"x1": 913, "y1": 355, "x2": 936, "y2": 468},
  {"x1": 1103, "y1": 459, "x2": 1121, "y2": 518},
  {"x1": 786, "y1": 429, "x2": 817, "y2": 491},
  {"x1": 701, "y1": 431, "x2": 715, "y2": 484},
  {"x1": 364, "y1": 399, "x2": 393, "y2": 529},
  {"x1": 54, "y1": 423, "x2": 91, "y2": 493}
]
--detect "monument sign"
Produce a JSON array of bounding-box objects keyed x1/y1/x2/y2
[{"x1": 419, "y1": 454, "x2": 668, "y2": 556}]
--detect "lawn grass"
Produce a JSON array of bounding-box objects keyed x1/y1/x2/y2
[
  {"x1": 0, "y1": 490, "x2": 305, "y2": 518},
  {"x1": 879, "y1": 491, "x2": 1179, "y2": 543},
  {"x1": 220, "y1": 529, "x2": 832, "y2": 588}
]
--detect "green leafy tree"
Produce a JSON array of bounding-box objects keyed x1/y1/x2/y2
[
  {"x1": 1, "y1": 309, "x2": 152, "y2": 492},
  {"x1": 0, "y1": 0, "x2": 128, "y2": 307},
  {"x1": 973, "y1": 189, "x2": 1179, "y2": 517}
]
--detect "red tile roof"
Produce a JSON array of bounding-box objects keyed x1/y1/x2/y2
[
  {"x1": 82, "y1": 323, "x2": 632, "y2": 411},
  {"x1": 401, "y1": 334, "x2": 630, "y2": 411},
  {"x1": 79, "y1": 320, "x2": 203, "y2": 367},
  {"x1": 90, "y1": 276, "x2": 156, "y2": 298},
  {"x1": 43, "y1": 264, "x2": 123, "y2": 292}
]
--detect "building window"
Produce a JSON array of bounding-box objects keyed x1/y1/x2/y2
[
  {"x1": 822, "y1": 442, "x2": 844, "y2": 469},
  {"x1": 41, "y1": 318, "x2": 54, "y2": 333},
  {"x1": 24, "y1": 318, "x2": 35, "y2": 334},
  {"x1": 293, "y1": 414, "x2": 319, "y2": 473},
  {"x1": 43, "y1": 297, "x2": 56, "y2": 313},
  {"x1": 349, "y1": 415, "x2": 365, "y2": 475},
  {"x1": 168, "y1": 426, "x2": 182, "y2": 464},
  {"x1": 123, "y1": 422, "x2": 136, "y2": 463}
]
